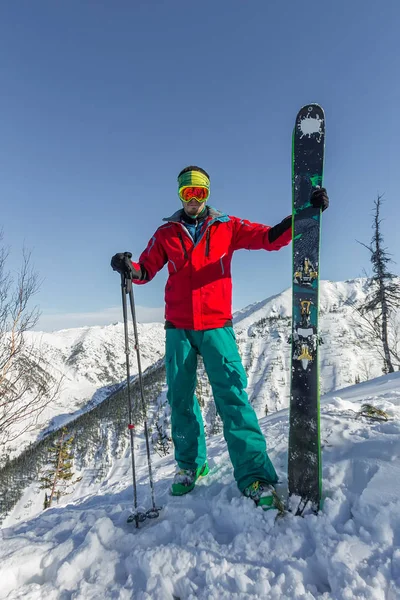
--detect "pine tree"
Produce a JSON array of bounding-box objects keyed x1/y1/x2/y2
[
  {"x1": 357, "y1": 195, "x2": 400, "y2": 373},
  {"x1": 40, "y1": 427, "x2": 75, "y2": 508},
  {"x1": 154, "y1": 422, "x2": 170, "y2": 456}
]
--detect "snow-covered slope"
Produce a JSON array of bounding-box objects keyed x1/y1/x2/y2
[
  {"x1": 3, "y1": 322, "x2": 165, "y2": 462},
  {"x1": 1, "y1": 373, "x2": 399, "y2": 599},
  {"x1": 3, "y1": 277, "x2": 395, "y2": 466},
  {"x1": 234, "y1": 278, "x2": 391, "y2": 413}
]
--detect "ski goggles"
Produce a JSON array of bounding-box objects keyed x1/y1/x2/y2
[
  {"x1": 178, "y1": 169, "x2": 210, "y2": 203},
  {"x1": 179, "y1": 186, "x2": 209, "y2": 203}
]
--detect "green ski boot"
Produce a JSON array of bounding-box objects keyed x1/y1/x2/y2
[
  {"x1": 243, "y1": 481, "x2": 281, "y2": 511},
  {"x1": 171, "y1": 463, "x2": 209, "y2": 496}
]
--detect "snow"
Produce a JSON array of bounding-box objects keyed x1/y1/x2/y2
[
  {"x1": 2, "y1": 321, "x2": 165, "y2": 463},
  {"x1": 1, "y1": 373, "x2": 400, "y2": 599},
  {"x1": 3, "y1": 277, "x2": 390, "y2": 466}
]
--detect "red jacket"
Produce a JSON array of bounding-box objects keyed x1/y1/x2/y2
[{"x1": 133, "y1": 207, "x2": 291, "y2": 330}]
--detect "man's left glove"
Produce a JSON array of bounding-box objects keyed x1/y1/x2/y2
[
  {"x1": 310, "y1": 187, "x2": 329, "y2": 212},
  {"x1": 111, "y1": 252, "x2": 142, "y2": 279}
]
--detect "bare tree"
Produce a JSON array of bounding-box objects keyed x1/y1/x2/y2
[
  {"x1": 388, "y1": 313, "x2": 400, "y2": 368},
  {"x1": 0, "y1": 239, "x2": 61, "y2": 454},
  {"x1": 356, "y1": 195, "x2": 400, "y2": 373},
  {"x1": 358, "y1": 355, "x2": 374, "y2": 381}
]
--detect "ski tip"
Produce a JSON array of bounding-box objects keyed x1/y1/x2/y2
[{"x1": 298, "y1": 103, "x2": 324, "y2": 114}]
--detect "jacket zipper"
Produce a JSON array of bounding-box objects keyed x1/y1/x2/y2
[
  {"x1": 178, "y1": 231, "x2": 188, "y2": 259},
  {"x1": 205, "y1": 228, "x2": 211, "y2": 257}
]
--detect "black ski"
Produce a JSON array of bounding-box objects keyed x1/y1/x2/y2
[{"x1": 288, "y1": 104, "x2": 325, "y2": 515}]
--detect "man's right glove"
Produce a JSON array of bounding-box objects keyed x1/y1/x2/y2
[{"x1": 111, "y1": 252, "x2": 142, "y2": 279}]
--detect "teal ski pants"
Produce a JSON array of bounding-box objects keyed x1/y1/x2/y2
[{"x1": 165, "y1": 327, "x2": 278, "y2": 492}]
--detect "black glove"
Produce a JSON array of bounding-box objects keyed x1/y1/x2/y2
[
  {"x1": 110, "y1": 252, "x2": 142, "y2": 279},
  {"x1": 310, "y1": 187, "x2": 329, "y2": 212}
]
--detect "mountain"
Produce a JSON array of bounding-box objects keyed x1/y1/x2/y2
[
  {"x1": 6, "y1": 278, "x2": 387, "y2": 461},
  {"x1": 1, "y1": 372, "x2": 399, "y2": 599},
  {"x1": 233, "y1": 278, "x2": 386, "y2": 415},
  {"x1": 0, "y1": 277, "x2": 397, "y2": 524},
  {"x1": 2, "y1": 321, "x2": 166, "y2": 463}
]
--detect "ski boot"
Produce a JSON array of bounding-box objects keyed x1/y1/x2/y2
[
  {"x1": 171, "y1": 463, "x2": 209, "y2": 496},
  {"x1": 243, "y1": 481, "x2": 281, "y2": 511}
]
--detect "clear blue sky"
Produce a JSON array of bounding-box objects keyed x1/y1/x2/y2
[{"x1": 1, "y1": 0, "x2": 399, "y2": 331}]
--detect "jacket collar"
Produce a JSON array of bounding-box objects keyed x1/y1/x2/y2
[{"x1": 163, "y1": 205, "x2": 228, "y2": 223}]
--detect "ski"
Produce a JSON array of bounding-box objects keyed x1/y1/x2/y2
[{"x1": 288, "y1": 104, "x2": 325, "y2": 514}]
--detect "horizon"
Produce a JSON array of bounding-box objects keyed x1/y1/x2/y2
[{"x1": 33, "y1": 275, "x2": 371, "y2": 332}]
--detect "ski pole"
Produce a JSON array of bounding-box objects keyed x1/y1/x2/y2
[
  {"x1": 119, "y1": 253, "x2": 161, "y2": 525},
  {"x1": 126, "y1": 278, "x2": 160, "y2": 519},
  {"x1": 120, "y1": 270, "x2": 141, "y2": 528}
]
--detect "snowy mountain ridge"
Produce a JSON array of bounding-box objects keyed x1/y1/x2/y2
[
  {"x1": 2, "y1": 276, "x2": 394, "y2": 465},
  {"x1": 2, "y1": 321, "x2": 165, "y2": 463},
  {"x1": 233, "y1": 277, "x2": 368, "y2": 326}
]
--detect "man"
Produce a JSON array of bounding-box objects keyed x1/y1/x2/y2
[{"x1": 111, "y1": 165, "x2": 329, "y2": 510}]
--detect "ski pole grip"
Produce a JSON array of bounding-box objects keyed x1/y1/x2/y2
[
  {"x1": 123, "y1": 252, "x2": 133, "y2": 276},
  {"x1": 121, "y1": 253, "x2": 135, "y2": 293}
]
